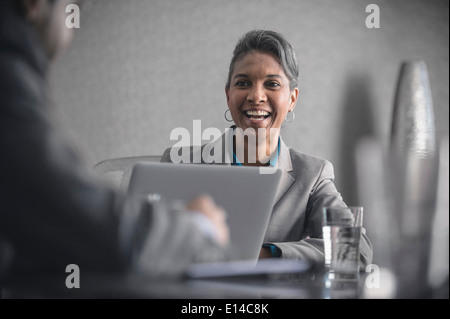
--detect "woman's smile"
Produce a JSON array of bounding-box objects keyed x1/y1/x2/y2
[{"x1": 242, "y1": 108, "x2": 272, "y2": 126}]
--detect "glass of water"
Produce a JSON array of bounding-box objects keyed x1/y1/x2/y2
[{"x1": 323, "y1": 206, "x2": 363, "y2": 280}]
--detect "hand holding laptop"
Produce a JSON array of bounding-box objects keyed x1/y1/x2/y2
[{"x1": 187, "y1": 195, "x2": 229, "y2": 246}]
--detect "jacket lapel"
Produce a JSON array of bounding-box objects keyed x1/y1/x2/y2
[{"x1": 273, "y1": 138, "x2": 295, "y2": 206}]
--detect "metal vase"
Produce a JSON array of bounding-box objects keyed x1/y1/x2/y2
[
  {"x1": 391, "y1": 60, "x2": 436, "y2": 158},
  {"x1": 389, "y1": 60, "x2": 438, "y2": 298}
]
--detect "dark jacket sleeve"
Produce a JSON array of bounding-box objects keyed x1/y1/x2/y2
[{"x1": 0, "y1": 96, "x2": 128, "y2": 274}]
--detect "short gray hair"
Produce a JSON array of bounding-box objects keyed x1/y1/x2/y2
[{"x1": 226, "y1": 30, "x2": 299, "y2": 91}]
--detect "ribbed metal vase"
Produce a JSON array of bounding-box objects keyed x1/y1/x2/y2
[
  {"x1": 391, "y1": 60, "x2": 436, "y2": 158},
  {"x1": 389, "y1": 60, "x2": 438, "y2": 298}
]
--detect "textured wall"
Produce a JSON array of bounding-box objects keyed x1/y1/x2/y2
[{"x1": 50, "y1": 0, "x2": 449, "y2": 204}]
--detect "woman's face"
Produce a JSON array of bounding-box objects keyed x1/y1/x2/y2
[{"x1": 225, "y1": 50, "x2": 298, "y2": 139}]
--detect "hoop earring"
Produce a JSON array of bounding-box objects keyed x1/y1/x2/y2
[
  {"x1": 285, "y1": 110, "x2": 295, "y2": 123},
  {"x1": 224, "y1": 109, "x2": 233, "y2": 122}
]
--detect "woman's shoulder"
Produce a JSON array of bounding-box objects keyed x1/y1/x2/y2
[
  {"x1": 285, "y1": 147, "x2": 336, "y2": 180},
  {"x1": 288, "y1": 147, "x2": 331, "y2": 166},
  {"x1": 286, "y1": 147, "x2": 336, "y2": 181}
]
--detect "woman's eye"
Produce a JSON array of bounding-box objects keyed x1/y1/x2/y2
[
  {"x1": 266, "y1": 81, "x2": 280, "y2": 88},
  {"x1": 235, "y1": 81, "x2": 250, "y2": 87}
]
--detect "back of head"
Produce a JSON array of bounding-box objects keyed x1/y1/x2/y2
[{"x1": 0, "y1": 0, "x2": 49, "y2": 77}]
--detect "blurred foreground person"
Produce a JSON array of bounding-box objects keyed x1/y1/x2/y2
[{"x1": 0, "y1": 0, "x2": 229, "y2": 283}]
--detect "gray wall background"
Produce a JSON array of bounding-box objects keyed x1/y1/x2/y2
[{"x1": 50, "y1": 0, "x2": 449, "y2": 205}]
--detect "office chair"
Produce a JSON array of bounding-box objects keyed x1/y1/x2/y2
[{"x1": 92, "y1": 156, "x2": 162, "y2": 192}]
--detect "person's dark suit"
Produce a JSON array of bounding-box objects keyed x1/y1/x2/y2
[{"x1": 0, "y1": 1, "x2": 227, "y2": 281}]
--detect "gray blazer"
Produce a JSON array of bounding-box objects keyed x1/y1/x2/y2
[{"x1": 161, "y1": 133, "x2": 373, "y2": 268}]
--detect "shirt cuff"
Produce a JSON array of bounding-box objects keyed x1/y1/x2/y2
[
  {"x1": 188, "y1": 210, "x2": 216, "y2": 242},
  {"x1": 262, "y1": 244, "x2": 282, "y2": 258}
]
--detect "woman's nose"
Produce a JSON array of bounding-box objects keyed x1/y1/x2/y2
[{"x1": 247, "y1": 85, "x2": 267, "y2": 104}]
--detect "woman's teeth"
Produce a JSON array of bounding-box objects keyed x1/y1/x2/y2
[{"x1": 245, "y1": 110, "x2": 271, "y2": 120}]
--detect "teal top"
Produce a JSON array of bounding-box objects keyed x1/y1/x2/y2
[
  {"x1": 231, "y1": 134, "x2": 282, "y2": 258},
  {"x1": 232, "y1": 136, "x2": 281, "y2": 167}
]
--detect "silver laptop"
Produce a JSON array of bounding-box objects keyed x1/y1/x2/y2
[{"x1": 127, "y1": 162, "x2": 282, "y2": 262}]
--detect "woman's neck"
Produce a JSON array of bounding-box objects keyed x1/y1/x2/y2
[{"x1": 233, "y1": 129, "x2": 279, "y2": 166}]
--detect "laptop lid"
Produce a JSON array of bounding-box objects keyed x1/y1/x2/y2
[{"x1": 127, "y1": 162, "x2": 282, "y2": 262}]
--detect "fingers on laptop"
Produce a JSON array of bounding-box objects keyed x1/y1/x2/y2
[{"x1": 187, "y1": 195, "x2": 229, "y2": 246}]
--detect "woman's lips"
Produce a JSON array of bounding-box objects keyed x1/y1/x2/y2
[
  {"x1": 243, "y1": 110, "x2": 271, "y2": 122},
  {"x1": 240, "y1": 111, "x2": 271, "y2": 128}
]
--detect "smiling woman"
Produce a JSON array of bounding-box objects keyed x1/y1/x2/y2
[
  {"x1": 225, "y1": 31, "x2": 299, "y2": 165},
  {"x1": 226, "y1": 50, "x2": 298, "y2": 164},
  {"x1": 162, "y1": 29, "x2": 373, "y2": 267}
]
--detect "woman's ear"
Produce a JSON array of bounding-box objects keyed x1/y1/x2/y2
[
  {"x1": 225, "y1": 87, "x2": 230, "y2": 104},
  {"x1": 289, "y1": 87, "x2": 299, "y2": 112}
]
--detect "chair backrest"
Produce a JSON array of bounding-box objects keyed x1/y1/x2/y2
[{"x1": 92, "y1": 156, "x2": 162, "y2": 192}]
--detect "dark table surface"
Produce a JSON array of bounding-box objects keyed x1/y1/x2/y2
[{"x1": 2, "y1": 268, "x2": 366, "y2": 299}]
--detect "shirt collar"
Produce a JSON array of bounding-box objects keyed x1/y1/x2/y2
[{"x1": 230, "y1": 129, "x2": 281, "y2": 167}]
